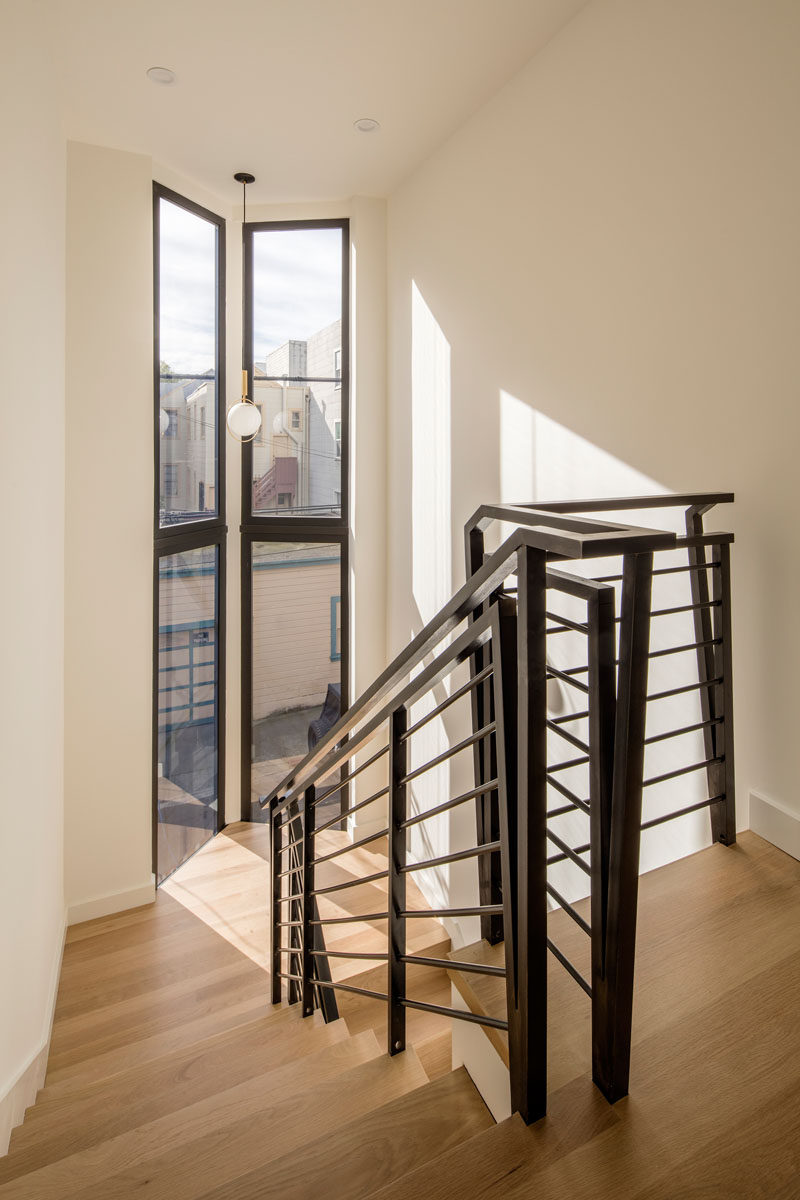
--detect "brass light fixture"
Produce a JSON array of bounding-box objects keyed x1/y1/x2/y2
[{"x1": 226, "y1": 171, "x2": 262, "y2": 443}]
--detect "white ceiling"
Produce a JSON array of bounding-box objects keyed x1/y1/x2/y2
[{"x1": 49, "y1": 0, "x2": 588, "y2": 206}]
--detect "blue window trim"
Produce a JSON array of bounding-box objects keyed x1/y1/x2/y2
[{"x1": 330, "y1": 595, "x2": 341, "y2": 662}]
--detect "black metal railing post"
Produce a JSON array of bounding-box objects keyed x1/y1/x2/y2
[
  {"x1": 388, "y1": 704, "x2": 408, "y2": 1055},
  {"x1": 594, "y1": 551, "x2": 653, "y2": 1103},
  {"x1": 270, "y1": 801, "x2": 282, "y2": 1004},
  {"x1": 509, "y1": 544, "x2": 548, "y2": 1123},
  {"x1": 714, "y1": 541, "x2": 736, "y2": 845},
  {"x1": 465, "y1": 523, "x2": 504, "y2": 944},
  {"x1": 587, "y1": 581, "x2": 618, "y2": 1061},
  {"x1": 685, "y1": 508, "x2": 736, "y2": 846},
  {"x1": 301, "y1": 786, "x2": 315, "y2": 1018}
]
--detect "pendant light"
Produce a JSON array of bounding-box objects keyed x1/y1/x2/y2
[{"x1": 226, "y1": 171, "x2": 262, "y2": 443}]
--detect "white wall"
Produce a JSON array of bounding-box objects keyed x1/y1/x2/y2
[
  {"x1": 0, "y1": 0, "x2": 66, "y2": 1150},
  {"x1": 387, "y1": 0, "x2": 800, "y2": 892},
  {"x1": 64, "y1": 142, "x2": 155, "y2": 920}
]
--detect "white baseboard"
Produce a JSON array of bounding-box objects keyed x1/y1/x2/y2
[
  {"x1": 67, "y1": 876, "x2": 156, "y2": 925},
  {"x1": 0, "y1": 909, "x2": 67, "y2": 1156},
  {"x1": 750, "y1": 792, "x2": 800, "y2": 862}
]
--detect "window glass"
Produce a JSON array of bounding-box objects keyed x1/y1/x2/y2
[
  {"x1": 156, "y1": 544, "x2": 219, "y2": 882},
  {"x1": 251, "y1": 226, "x2": 343, "y2": 517},
  {"x1": 158, "y1": 198, "x2": 219, "y2": 526},
  {"x1": 250, "y1": 542, "x2": 342, "y2": 820}
]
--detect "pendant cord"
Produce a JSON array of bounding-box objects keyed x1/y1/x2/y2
[{"x1": 242, "y1": 178, "x2": 247, "y2": 388}]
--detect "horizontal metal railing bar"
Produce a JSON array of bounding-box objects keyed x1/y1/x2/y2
[
  {"x1": 276, "y1": 921, "x2": 304, "y2": 928},
  {"x1": 641, "y1": 793, "x2": 726, "y2": 830},
  {"x1": 402, "y1": 954, "x2": 507, "y2": 978},
  {"x1": 277, "y1": 945, "x2": 302, "y2": 956},
  {"x1": 400, "y1": 722, "x2": 497, "y2": 785},
  {"x1": 648, "y1": 677, "x2": 723, "y2": 702},
  {"x1": 547, "y1": 803, "x2": 585, "y2": 819},
  {"x1": 550, "y1": 711, "x2": 590, "y2": 725},
  {"x1": 314, "y1": 787, "x2": 390, "y2": 836},
  {"x1": 546, "y1": 566, "x2": 618, "y2": 601},
  {"x1": 312, "y1": 827, "x2": 390, "y2": 865},
  {"x1": 546, "y1": 721, "x2": 591, "y2": 755},
  {"x1": 643, "y1": 756, "x2": 724, "y2": 788},
  {"x1": 399, "y1": 997, "x2": 509, "y2": 1031},
  {"x1": 277, "y1": 864, "x2": 303, "y2": 879},
  {"x1": 311, "y1": 870, "x2": 389, "y2": 896},
  {"x1": 548, "y1": 755, "x2": 591, "y2": 772},
  {"x1": 276, "y1": 893, "x2": 303, "y2": 904},
  {"x1": 402, "y1": 664, "x2": 494, "y2": 741},
  {"x1": 310, "y1": 948, "x2": 389, "y2": 961},
  {"x1": 546, "y1": 775, "x2": 591, "y2": 814},
  {"x1": 654, "y1": 561, "x2": 721, "y2": 576},
  {"x1": 313, "y1": 744, "x2": 390, "y2": 805},
  {"x1": 648, "y1": 637, "x2": 722, "y2": 660},
  {"x1": 276, "y1": 971, "x2": 303, "y2": 984},
  {"x1": 400, "y1": 780, "x2": 499, "y2": 830},
  {"x1": 311, "y1": 912, "x2": 390, "y2": 925},
  {"x1": 546, "y1": 611, "x2": 589, "y2": 634},
  {"x1": 278, "y1": 835, "x2": 303, "y2": 854},
  {"x1": 644, "y1": 717, "x2": 723, "y2": 745},
  {"x1": 558, "y1": 636, "x2": 721, "y2": 678},
  {"x1": 399, "y1": 905, "x2": 505, "y2": 919},
  {"x1": 311, "y1": 979, "x2": 389, "y2": 1002},
  {"x1": 596, "y1": 561, "x2": 722, "y2": 584},
  {"x1": 401, "y1": 841, "x2": 502, "y2": 873},
  {"x1": 546, "y1": 830, "x2": 592, "y2": 874},
  {"x1": 546, "y1": 666, "x2": 590, "y2": 694},
  {"x1": 546, "y1": 885, "x2": 591, "y2": 936},
  {"x1": 312, "y1": 787, "x2": 390, "y2": 837},
  {"x1": 268, "y1": 604, "x2": 497, "y2": 816},
  {"x1": 650, "y1": 600, "x2": 721, "y2": 618},
  {"x1": 548, "y1": 840, "x2": 591, "y2": 867},
  {"x1": 546, "y1": 939, "x2": 593, "y2": 997}
]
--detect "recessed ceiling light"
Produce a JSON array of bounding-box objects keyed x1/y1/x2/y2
[
  {"x1": 146, "y1": 66, "x2": 176, "y2": 86},
  {"x1": 353, "y1": 118, "x2": 380, "y2": 133}
]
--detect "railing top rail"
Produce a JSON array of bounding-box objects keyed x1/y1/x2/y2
[
  {"x1": 263, "y1": 511, "x2": 678, "y2": 812},
  {"x1": 490, "y1": 492, "x2": 734, "y2": 517}
]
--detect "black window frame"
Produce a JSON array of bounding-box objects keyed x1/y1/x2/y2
[
  {"x1": 240, "y1": 218, "x2": 351, "y2": 821},
  {"x1": 153, "y1": 183, "x2": 227, "y2": 881}
]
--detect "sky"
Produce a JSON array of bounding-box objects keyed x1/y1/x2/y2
[{"x1": 158, "y1": 198, "x2": 341, "y2": 376}]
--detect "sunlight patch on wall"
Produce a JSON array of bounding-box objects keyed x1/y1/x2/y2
[{"x1": 412, "y1": 282, "x2": 451, "y2": 626}]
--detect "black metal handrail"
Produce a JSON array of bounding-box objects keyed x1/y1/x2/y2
[{"x1": 267, "y1": 492, "x2": 736, "y2": 1125}]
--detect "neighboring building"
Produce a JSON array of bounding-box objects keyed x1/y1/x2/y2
[
  {"x1": 252, "y1": 319, "x2": 342, "y2": 516},
  {"x1": 159, "y1": 374, "x2": 217, "y2": 521}
]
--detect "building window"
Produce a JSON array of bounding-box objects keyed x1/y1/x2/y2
[
  {"x1": 164, "y1": 409, "x2": 178, "y2": 438},
  {"x1": 334, "y1": 419, "x2": 341, "y2": 460},
  {"x1": 199, "y1": 406, "x2": 206, "y2": 440},
  {"x1": 334, "y1": 348, "x2": 341, "y2": 388},
  {"x1": 290, "y1": 409, "x2": 301, "y2": 431},
  {"x1": 163, "y1": 463, "x2": 178, "y2": 497}
]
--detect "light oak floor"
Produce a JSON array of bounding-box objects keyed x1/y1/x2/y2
[{"x1": 3, "y1": 826, "x2": 799, "y2": 1198}]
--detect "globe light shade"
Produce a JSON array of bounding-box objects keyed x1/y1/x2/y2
[
  {"x1": 226, "y1": 401, "x2": 261, "y2": 442},
  {"x1": 159, "y1": 408, "x2": 170, "y2": 436}
]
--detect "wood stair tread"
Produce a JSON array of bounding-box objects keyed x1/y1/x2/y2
[
  {"x1": 190, "y1": 1065, "x2": 493, "y2": 1200},
  {"x1": 1, "y1": 1045, "x2": 430, "y2": 1200},
  {"x1": 1, "y1": 1010, "x2": 348, "y2": 1180},
  {"x1": 0, "y1": 1030, "x2": 384, "y2": 1199}
]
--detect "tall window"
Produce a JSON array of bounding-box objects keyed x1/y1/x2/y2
[
  {"x1": 153, "y1": 184, "x2": 226, "y2": 882},
  {"x1": 242, "y1": 220, "x2": 349, "y2": 821}
]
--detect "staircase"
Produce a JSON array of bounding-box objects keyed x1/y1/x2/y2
[
  {"x1": 1, "y1": 491, "x2": 753, "y2": 1196},
  {"x1": 0, "y1": 825, "x2": 494, "y2": 1198}
]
